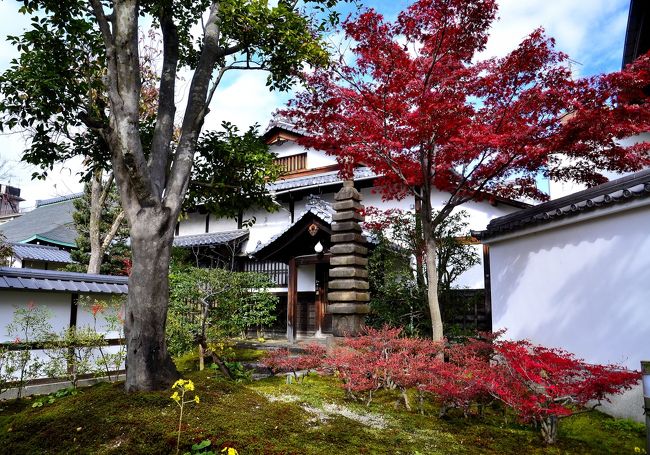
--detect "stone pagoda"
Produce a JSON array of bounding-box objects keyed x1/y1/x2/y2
[{"x1": 327, "y1": 180, "x2": 370, "y2": 336}]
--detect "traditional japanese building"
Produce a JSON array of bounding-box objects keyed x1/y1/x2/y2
[{"x1": 174, "y1": 118, "x2": 527, "y2": 341}]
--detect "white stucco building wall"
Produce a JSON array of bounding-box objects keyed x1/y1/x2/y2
[{"x1": 485, "y1": 198, "x2": 650, "y2": 420}]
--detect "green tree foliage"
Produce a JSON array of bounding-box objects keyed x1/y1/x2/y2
[
  {"x1": 366, "y1": 236, "x2": 426, "y2": 336},
  {"x1": 5, "y1": 304, "x2": 53, "y2": 398},
  {"x1": 168, "y1": 266, "x2": 278, "y2": 357},
  {"x1": 187, "y1": 122, "x2": 282, "y2": 218},
  {"x1": 365, "y1": 209, "x2": 480, "y2": 336},
  {"x1": 0, "y1": 233, "x2": 12, "y2": 266},
  {"x1": 68, "y1": 181, "x2": 130, "y2": 275}
]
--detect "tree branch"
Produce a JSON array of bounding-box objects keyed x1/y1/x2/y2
[
  {"x1": 101, "y1": 210, "x2": 126, "y2": 252},
  {"x1": 149, "y1": 6, "x2": 179, "y2": 199},
  {"x1": 165, "y1": 1, "x2": 223, "y2": 213}
]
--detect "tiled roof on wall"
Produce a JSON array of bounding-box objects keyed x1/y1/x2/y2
[
  {"x1": 474, "y1": 169, "x2": 650, "y2": 241},
  {"x1": 0, "y1": 267, "x2": 128, "y2": 294}
]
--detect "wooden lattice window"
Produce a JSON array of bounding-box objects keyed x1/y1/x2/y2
[
  {"x1": 242, "y1": 260, "x2": 288, "y2": 287},
  {"x1": 274, "y1": 153, "x2": 307, "y2": 173}
]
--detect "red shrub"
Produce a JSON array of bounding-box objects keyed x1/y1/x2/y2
[
  {"x1": 487, "y1": 339, "x2": 640, "y2": 443},
  {"x1": 261, "y1": 343, "x2": 326, "y2": 382},
  {"x1": 326, "y1": 326, "x2": 444, "y2": 406}
]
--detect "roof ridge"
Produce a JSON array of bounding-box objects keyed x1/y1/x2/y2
[
  {"x1": 10, "y1": 242, "x2": 63, "y2": 250},
  {"x1": 35, "y1": 192, "x2": 84, "y2": 207},
  {"x1": 175, "y1": 229, "x2": 248, "y2": 239}
]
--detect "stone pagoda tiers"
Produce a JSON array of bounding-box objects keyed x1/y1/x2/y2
[{"x1": 327, "y1": 180, "x2": 370, "y2": 336}]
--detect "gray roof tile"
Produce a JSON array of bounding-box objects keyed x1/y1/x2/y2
[
  {"x1": 475, "y1": 168, "x2": 650, "y2": 240},
  {"x1": 11, "y1": 243, "x2": 73, "y2": 263},
  {"x1": 267, "y1": 167, "x2": 377, "y2": 193},
  {"x1": 173, "y1": 230, "x2": 249, "y2": 248},
  {"x1": 0, "y1": 267, "x2": 128, "y2": 294},
  {"x1": 0, "y1": 194, "x2": 80, "y2": 246}
]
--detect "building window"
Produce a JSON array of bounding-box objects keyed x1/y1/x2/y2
[
  {"x1": 274, "y1": 153, "x2": 307, "y2": 173},
  {"x1": 241, "y1": 260, "x2": 288, "y2": 287}
]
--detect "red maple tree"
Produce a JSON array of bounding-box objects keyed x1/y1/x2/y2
[{"x1": 286, "y1": 0, "x2": 650, "y2": 340}]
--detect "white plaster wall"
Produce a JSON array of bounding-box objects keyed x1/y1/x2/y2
[
  {"x1": 0, "y1": 291, "x2": 127, "y2": 380},
  {"x1": 178, "y1": 212, "x2": 209, "y2": 236},
  {"x1": 243, "y1": 203, "x2": 292, "y2": 254},
  {"x1": 297, "y1": 264, "x2": 316, "y2": 292},
  {"x1": 548, "y1": 132, "x2": 650, "y2": 200},
  {"x1": 209, "y1": 215, "x2": 238, "y2": 232},
  {"x1": 488, "y1": 204, "x2": 650, "y2": 419},
  {"x1": 0, "y1": 291, "x2": 70, "y2": 342},
  {"x1": 76, "y1": 294, "x2": 125, "y2": 340},
  {"x1": 176, "y1": 211, "x2": 239, "y2": 238},
  {"x1": 273, "y1": 141, "x2": 306, "y2": 158},
  {"x1": 360, "y1": 187, "x2": 521, "y2": 232}
]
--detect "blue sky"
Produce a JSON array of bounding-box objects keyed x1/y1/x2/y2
[{"x1": 0, "y1": 0, "x2": 632, "y2": 208}]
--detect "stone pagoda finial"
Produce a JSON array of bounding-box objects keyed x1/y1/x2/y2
[{"x1": 327, "y1": 180, "x2": 370, "y2": 336}]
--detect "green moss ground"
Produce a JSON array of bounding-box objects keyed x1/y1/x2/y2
[{"x1": 0, "y1": 366, "x2": 645, "y2": 454}]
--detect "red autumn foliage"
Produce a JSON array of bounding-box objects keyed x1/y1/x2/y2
[
  {"x1": 261, "y1": 343, "x2": 327, "y2": 382},
  {"x1": 325, "y1": 326, "x2": 443, "y2": 405},
  {"x1": 266, "y1": 327, "x2": 640, "y2": 443},
  {"x1": 286, "y1": 0, "x2": 650, "y2": 340},
  {"x1": 489, "y1": 340, "x2": 641, "y2": 421},
  {"x1": 121, "y1": 258, "x2": 132, "y2": 276}
]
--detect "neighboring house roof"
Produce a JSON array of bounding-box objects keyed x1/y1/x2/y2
[
  {"x1": 34, "y1": 192, "x2": 83, "y2": 208},
  {"x1": 0, "y1": 193, "x2": 81, "y2": 247},
  {"x1": 10, "y1": 243, "x2": 72, "y2": 264},
  {"x1": 263, "y1": 115, "x2": 308, "y2": 141},
  {"x1": 0, "y1": 267, "x2": 128, "y2": 294},
  {"x1": 474, "y1": 168, "x2": 650, "y2": 241},
  {"x1": 173, "y1": 230, "x2": 249, "y2": 248}
]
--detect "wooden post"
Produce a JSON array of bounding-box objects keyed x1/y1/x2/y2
[
  {"x1": 482, "y1": 244, "x2": 492, "y2": 331},
  {"x1": 287, "y1": 257, "x2": 297, "y2": 342},
  {"x1": 641, "y1": 361, "x2": 650, "y2": 455}
]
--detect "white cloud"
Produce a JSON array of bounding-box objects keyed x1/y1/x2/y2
[
  {"x1": 201, "y1": 70, "x2": 285, "y2": 132},
  {"x1": 483, "y1": 0, "x2": 629, "y2": 75}
]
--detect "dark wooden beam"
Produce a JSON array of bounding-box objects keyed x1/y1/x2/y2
[
  {"x1": 287, "y1": 257, "x2": 297, "y2": 342},
  {"x1": 69, "y1": 293, "x2": 79, "y2": 329},
  {"x1": 482, "y1": 244, "x2": 492, "y2": 331},
  {"x1": 295, "y1": 253, "x2": 331, "y2": 266}
]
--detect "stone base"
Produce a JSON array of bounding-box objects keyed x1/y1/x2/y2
[{"x1": 331, "y1": 313, "x2": 366, "y2": 337}]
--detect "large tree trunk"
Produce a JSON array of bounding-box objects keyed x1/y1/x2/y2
[{"x1": 124, "y1": 209, "x2": 179, "y2": 391}]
